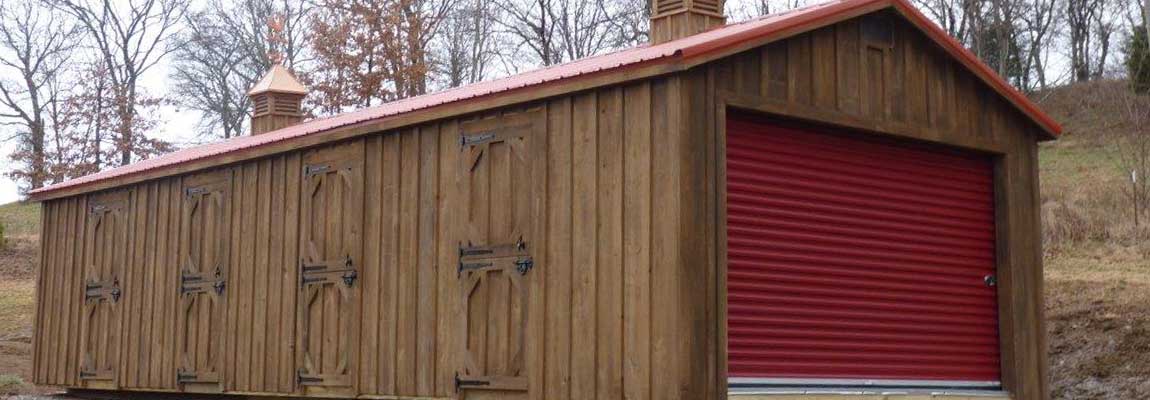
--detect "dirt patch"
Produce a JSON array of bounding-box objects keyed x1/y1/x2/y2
[
  {"x1": 0, "y1": 236, "x2": 37, "y2": 280},
  {"x1": 1048, "y1": 276, "x2": 1150, "y2": 399},
  {"x1": 0, "y1": 226, "x2": 44, "y2": 397}
]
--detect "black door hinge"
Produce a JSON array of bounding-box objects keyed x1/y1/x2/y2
[
  {"x1": 304, "y1": 164, "x2": 330, "y2": 176},
  {"x1": 455, "y1": 373, "x2": 490, "y2": 392},
  {"x1": 515, "y1": 258, "x2": 534, "y2": 275},
  {"x1": 177, "y1": 370, "x2": 197, "y2": 382},
  {"x1": 297, "y1": 369, "x2": 324, "y2": 385},
  {"x1": 461, "y1": 131, "x2": 497, "y2": 148},
  {"x1": 185, "y1": 187, "x2": 208, "y2": 197}
]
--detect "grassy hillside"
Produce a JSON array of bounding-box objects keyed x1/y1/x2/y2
[{"x1": 0, "y1": 201, "x2": 40, "y2": 238}]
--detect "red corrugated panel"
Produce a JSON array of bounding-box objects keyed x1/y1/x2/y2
[{"x1": 725, "y1": 114, "x2": 1000, "y2": 382}]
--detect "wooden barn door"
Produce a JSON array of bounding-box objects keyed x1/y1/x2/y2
[
  {"x1": 79, "y1": 191, "x2": 129, "y2": 389},
  {"x1": 175, "y1": 170, "x2": 232, "y2": 391},
  {"x1": 296, "y1": 141, "x2": 364, "y2": 396},
  {"x1": 456, "y1": 111, "x2": 542, "y2": 398}
]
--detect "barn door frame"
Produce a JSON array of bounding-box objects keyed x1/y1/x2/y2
[
  {"x1": 295, "y1": 140, "x2": 365, "y2": 397},
  {"x1": 78, "y1": 190, "x2": 130, "y2": 389},
  {"x1": 455, "y1": 109, "x2": 545, "y2": 397},
  {"x1": 174, "y1": 169, "x2": 233, "y2": 392}
]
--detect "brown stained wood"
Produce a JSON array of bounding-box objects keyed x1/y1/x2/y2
[
  {"x1": 225, "y1": 168, "x2": 243, "y2": 392},
  {"x1": 266, "y1": 158, "x2": 285, "y2": 393},
  {"x1": 297, "y1": 140, "x2": 364, "y2": 396},
  {"x1": 570, "y1": 92, "x2": 598, "y2": 398},
  {"x1": 906, "y1": 34, "x2": 930, "y2": 130},
  {"x1": 163, "y1": 178, "x2": 182, "y2": 389},
  {"x1": 650, "y1": 77, "x2": 683, "y2": 400},
  {"x1": 53, "y1": 199, "x2": 67, "y2": 384},
  {"x1": 732, "y1": 52, "x2": 761, "y2": 97},
  {"x1": 786, "y1": 35, "x2": 813, "y2": 106},
  {"x1": 360, "y1": 136, "x2": 382, "y2": 395},
  {"x1": 144, "y1": 183, "x2": 164, "y2": 388},
  {"x1": 46, "y1": 200, "x2": 64, "y2": 385},
  {"x1": 689, "y1": 68, "x2": 717, "y2": 400},
  {"x1": 281, "y1": 153, "x2": 302, "y2": 393},
  {"x1": 417, "y1": 125, "x2": 439, "y2": 396},
  {"x1": 708, "y1": 69, "x2": 726, "y2": 400},
  {"x1": 379, "y1": 132, "x2": 401, "y2": 395},
  {"x1": 456, "y1": 108, "x2": 542, "y2": 399},
  {"x1": 237, "y1": 164, "x2": 257, "y2": 391},
  {"x1": 124, "y1": 186, "x2": 145, "y2": 389},
  {"x1": 886, "y1": 21, "x2": 908, "y2": 123},
  {"x1": 835, "y1": 19, "x2": 861, "y2": 115},
  {"x1": 622, "y1": 82, "x2": 653, "y2": 400},
  {"x1": 862, "y1": 46, "x2": 886, "y2": 119},
  {"x1": 596, "y1": 88, "x2": 625, "y2": 400},
  {"x1": 434, "y1": 120, "x2": 459, "y2": 397},
  {"x1": 396, "y1": 129, "x2": 419, "y2": 396},
  {"x1": 252, "y1": 161, "x2": 271, "y2": 392},
  {"x1": 525, "y1": 107, "x2": 548, "y2": 400},
  {"x1": 137, "y1": 184, "x2": 156, "y2": 389},
  {"x1": 762, "y1": 43, "x2": 788, "y2": 102},
  {"x1": 47, "y1": 199, "x2": 62, "y2": 385},
  {"x1": 176, "y1": 169, "x2": 231, "y2": 392},
  {"x1": 811, "y1": 28, "x2": 837, "y2": 108},
  {"x1": 31, "y1": 201, "x2": 46, "y2": 384},
  {"x1": 713, "y1": 58, "x2": 736, "y2": 94},
  {"x1": 544, "y1": 97, "x2": 573, "y2": 400},
  {"x1": 56, "y1": 199, "x2": 74, "y2": 385}
]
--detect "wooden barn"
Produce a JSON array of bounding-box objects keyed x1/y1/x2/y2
[{"x1": 29, "y1": 0, "x2": 1060, "y2": 398}]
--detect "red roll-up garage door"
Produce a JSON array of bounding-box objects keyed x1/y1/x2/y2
[{"x1": 725, "y1": 113, "x2": 1000, "y2": 390}]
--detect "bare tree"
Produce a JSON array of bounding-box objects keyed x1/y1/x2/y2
[
  {"x1": 48, "y1": 0, "x2": 188, "y2": 165},
  {"x1": 914, "y1": 0, "x2": 976, "y2": 40},
  {"x1": 171, "y1": 0, "x2": 312, "y2": 139},
  {"x1": 0, "y1": 0, "x2": 80, "y2": 190},
  {"x1": 436, "y1": 0, "x2": 499, "y2": 87},
  {"x1": 1019, "y1": 0, "x2": 1059, "y2": 90},
  {"x1": 493, "y1": 0, "x2": 644, "y2": 68},
  {"x1": 1066, "y1": 0, "x2": 1117, "y2": 81}
]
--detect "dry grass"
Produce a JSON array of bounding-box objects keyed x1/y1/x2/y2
[
  {"x1": 0, "y1": 201, "x2": 40, "y2": 396},
  {"x1": 0, "y1": 202, "x2": 40, "y2": 239},
  {"x1": 0, "y1": 280, "x2": 35, "y2": 341}
]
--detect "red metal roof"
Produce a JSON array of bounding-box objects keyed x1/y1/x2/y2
[{"x1": 31, "y1": 0, "x2": 1061, "y2": 197}]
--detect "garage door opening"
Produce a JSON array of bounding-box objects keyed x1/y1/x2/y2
[{"x1": 725, "y1": 113, "x2": 1002, "y2": 393}]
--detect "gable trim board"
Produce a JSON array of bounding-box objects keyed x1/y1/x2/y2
[{"x1": 29, "y1": 0, "x2": 1059, "y2": 202}]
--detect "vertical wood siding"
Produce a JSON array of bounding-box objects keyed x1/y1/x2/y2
[
  {"x1": 32, "y1": 11, "x2": 1046, "y2": 400},
  {"x1": 33, "y1": 77, "x2": 694, "y2": 400}
]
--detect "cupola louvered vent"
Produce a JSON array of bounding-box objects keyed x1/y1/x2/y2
[
  {"x1": 650, "y1": 0, "x2": 726, "y2": 43},
  {"x1": 247, "y1": 64, "x2": 308, "y2": 135}
]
